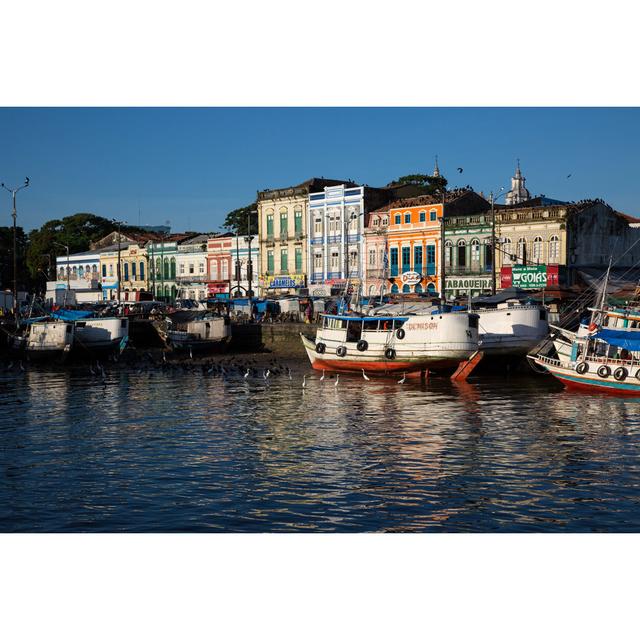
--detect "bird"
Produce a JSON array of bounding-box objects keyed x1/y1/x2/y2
[
  {"x1": 457, "y1": 167, "x2": 463, "y2": 173},
  {"x1": 566, "y1": 174, "x2": 572, "y2": 179},
  {"x1": 287, "y1": 367, "x2": 292, "y2": 380},
  {"x1": 162, "y1": 352, "x2": 167, "y2": 363},
  {"x1": 320, "y1": 370, "x2": 325, "y2": 381},
  {"x1": 362, "y1": 369, "x2": 370, "y2": 381},
  {"x1": 189, "y1": 346, "x2": 193, "y2": 359},
  {"x1": 265, "y1": 369, "x2": 271, "y2": 378},
  {"x1": 334, "y1": 374, "x2": 340, "y2": 387},
  {"x1": 244, "y1": 369, "x2": 250, "y2": 379},
  {"x1": 302, "y1": 374, "x2": 307, "y2": 388},
  {"x1": 398, "y1": 372, "x2": 406, "y2": 384}
]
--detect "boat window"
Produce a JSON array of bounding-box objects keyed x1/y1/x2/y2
[
  {"x1": 76, "y1": 322, "x2": 86, "y2": 327},
  {"x1": 392, "y1": 319, "x2": 406, "y2": 329},
  {"x1": 325, "y1": 317, "x2": 347, "y2": 330},
  {"x1": 346, "y1": 322, "x2": 361, "y2": 342},
  {"x1": 66, "y1": 325, "x2": 72, "y2": 333},
  {"x1": 362, "y1": 319, "x2": 379, "y2": 332},
  {"x1": 468, "y1": 315, "x2": 479, "y2": 329},
  {"x1": 121, "y1": 319, "x2": 128, "y2": 328}
]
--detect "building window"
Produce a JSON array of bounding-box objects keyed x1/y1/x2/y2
[
  {"x1": 549, "y1": 235, "x2": 560, "y2": 263},
  {"x1": 267, "y1": 250, "x2": 274, "y2": 274},
  {"x1": 210, "y1": 261, "x2": 218, "y2": 279},
  {"x1": 471, "y1": 238, "x2": 480, "y2": 265},
  {"x1": 140, "y1": 261, "x2": 145, "y2": 281},
  {"x1": 199, "y1": 262, "x2": 205, "y2": 274},
  {"x1": 533, "y1": 236, "x2": 544, "y2": 263},
  {"x1": 294, "y1": 206, "x2": 303, "y2": 235},
  {"x1": 314, "y1": 217, "x2": 322, "y2": 234},
  {"x1": 295, "y1": 248, "x2": 302, "y2": 273},
  {"x1": 445, "y1": 241, "x2": 453, "y2": 268},
  {"x1": 430, "y1": 209, "x2": 437, "y2": 221},
  {"x1": 221, "y1": 260, "x2": 229, "y2": 279},
  {"x1": 517, "y1": 238, "x2": 527, "y2": 263},
  {"x1": 402, "y1": 246, "x2": 411, "y2": 271},
  {"x1": 180, "y1": 263, "x2": 185, "y2": 275},
  {"x1": 502, "y1": 238, "x2": 512, "y2": 264},
  {"x1": 102, "y1": 264, "x2": 106, "y2": 277},
  {"x1": 349, "y1": 250, "x2": 358, "y2": 268},
  {"x1": 280, "y1": 249, "x2": 288, "y2": 273},
  {"x1": 404, "y1": 213, "x2": 411, "y2": 224},
  {"x1": 189, "y1": 263, "x2": 195, "y2": 274},
  {"x1": 131, "y1": 262, "x2": 137, "y2": 280},
  {"x1": 419, "y1": 211, "x2": 426, "y2": 222},
  {"x1": 394, "y1": 214, "x2": 401, "y2": 225},
  {"x1": 414, "y1": 245, "x2": 423, "y2": 271},
  {"x1": 382, "y1": 217, "x2": 388, "y2": 226},
  {"x1": 369, "y1": 248, "x2": 376, "y2": 266},
  {"x1": 279, "y1": 207, "x2": 288, "y2": 239},
  {"x1": 109, "y1": 264, "x2": 114, "y2": 277},
  {"x1": 373, "y1": 217, "x2": 380, "y2": 226},
  {"x1": 123, "y1": 263, "x2": 129, "y2": 281},
  {"x1": 266, "y1": 212, "x2": 274, "y2": 239},
  {"x1": 457, "y1": 240, "x2": 467, "y2": 268},
  {"x1": 390, "y1": 247, "x2": 399, "y2": 276},
  {"x1": 314, "y1": 253, "x2": 323, "y2": 269},
  {"x1": 331, "y1": 251, "x2": 339, "y2": 269},
  {"x1": 484, "y1": 242, "x2": 492, "y2": 271}
]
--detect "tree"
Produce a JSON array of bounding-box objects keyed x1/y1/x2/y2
[
  {"x1": 223, "y1": 203, "x2": 257, "y2": 236},
  {"x1": 388, "y1": 173, "x2": 448, "y2": 195},
  {"x1": 0, "y1": 226, "x2": 30, "y2": 292},
  {"x1": 26, "y1": 212, "x2": 119, "y2": 279}
]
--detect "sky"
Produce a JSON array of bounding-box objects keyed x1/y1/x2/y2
[{"x1": 0, "y1": 107, "x2": 638, "y2": 232}]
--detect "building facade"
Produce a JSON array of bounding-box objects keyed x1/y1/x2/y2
[
  {"x1": 99, "y1": 242, "x2": 150, "y2": 301},
  {"x1": 176, "y1": 234, "x2": 209, "y2": 301},
  {"x1": 257, "y1": 178, "x2": 356, "y2": 296},
  {"x1": 228, "y1": 234, "x2": 259, "y2": 297},
  {"x1": 147, "y1": 239, "x2": 178, "y2": 303},
  {"x1": 207, "y1": 234, "x2": 233, "y2": 297}
]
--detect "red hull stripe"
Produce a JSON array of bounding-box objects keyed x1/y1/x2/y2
[
  {"x1": 553, "y1": 371, "x2": 640, "y2": 396},
  {"x1": 310, "y1": 359, "x2": 458, "y2": 374}
]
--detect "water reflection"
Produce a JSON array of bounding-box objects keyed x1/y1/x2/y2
[{"x1": 2, "y1": 365, "x2": 640, "y2": 532}]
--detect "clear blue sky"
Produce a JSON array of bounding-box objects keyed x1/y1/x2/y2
[{"x1": 1, "y1": 107, "x2": 638, "y2": 232}]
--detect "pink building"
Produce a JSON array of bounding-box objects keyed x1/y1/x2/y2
[
  {"x1": 362, "y1": 209, "x2": 390, "y2": 297},
  {"x1": 207, "y1": 234, "x2": 233, "y2": 296}
]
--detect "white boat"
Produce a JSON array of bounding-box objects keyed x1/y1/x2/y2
[
  {"x1": 301, "y1": 307, "x2": 480, "y2": 376},
  {"x1": 475, "y1": 300, "x2": 549, "y2": 357},
  {"x1": 11, "y1": 320, "x2": 74, "y2": 361},
  {"x1": 155, "y1": 313, "x2": 231, "y2": 352},
  {"x1": 73, "y1": 317, "x2": 129, "y2": 356}
]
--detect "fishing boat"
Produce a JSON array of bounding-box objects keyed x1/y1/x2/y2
[
  {"x1": 10, "y1": 318, "x2": 75, "y2": 361},
  {"x1": 300, "y1": 306, "x2": 480, "y2": 376},
  {"x1": 51, "y1": 309, "x2": 129, "y2": 357},
  {"x1": 153, "y1": 310, "x2": 231, "y2": 352}
]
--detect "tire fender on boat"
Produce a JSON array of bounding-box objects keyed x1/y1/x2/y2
[
  {"x1": 396, "y1": 328, "x2": 405, "y2": 340},
  {"x1": 356, "y1": 339, "x2": 368, "y2": 352},
  {"x1": 336, "y1": 346, "x2": 347, "y2": 357},
  {"x1": 597, "y1": 364, "x2": 611, "y2": 378},
  {"x1": 576, "y1": 362, "x2": 589, "y2": 375},
  {"x1": 315, "y1": 342, "x2": 326, "y2": 354},
  {"x1": 384, "y1": 347, "x2": 396, "y2": 360},
  {"x1": 614, "y1": 367, "x2": 628, "y2": 381}
]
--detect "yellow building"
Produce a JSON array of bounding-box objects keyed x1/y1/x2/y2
[{"x1": 99, "y1": 240, "x2": 150, "y2": 301}]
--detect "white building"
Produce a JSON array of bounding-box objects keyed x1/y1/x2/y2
[{"x1": 175, "y1": 234, "x2": 209, "y2": 301}]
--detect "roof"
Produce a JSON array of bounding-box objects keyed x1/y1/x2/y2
[
  {"x1": 369, "y1": 189, "x2": 490, "y2": 215},
  {"x1": 257, "y1": 177, "x2": 358, "y2": 200}
]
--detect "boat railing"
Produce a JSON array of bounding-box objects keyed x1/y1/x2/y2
[{"x1": 581, "y1": 354, "x2": 637, "y2": 368}]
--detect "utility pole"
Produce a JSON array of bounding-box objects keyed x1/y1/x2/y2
[
  {"x1": 1, "y1": 177, "x2": 30, "y2": 315},
  {"x1": 247, "y1": 209, "x2": 255, "y2": 298},
  {"x1": 53, "y1": 241, "x2": 70, "y2": 306},
  {"x1": 117, "y1": 221, "x2": 122, "y2": 305},
  {"x1": 440, "y1": 188, "x2": 446, "y2": 301},
  {"x1": 235, "y1": 231, "x2": 241, "y2": 297},
  {"x1": 489, "y1": 188, "x2": 505, "y2": 295}
]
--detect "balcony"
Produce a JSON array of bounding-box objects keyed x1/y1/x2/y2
[
  {"x1": 447, "y1": 265, "x2": 492, "y2": 276},
  {"x1": 176, "y1": 274, "x2": 208, "y2": 283}
]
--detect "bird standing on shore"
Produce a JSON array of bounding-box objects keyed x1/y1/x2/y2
[
  {"x1": 302, "y1": 374, "x2": 306, "y2": 388},
  {"x1": 362, "y1": 369, "x2": 370, "y2": 381},
  {"x1": 398, "y1": 372, "x2": 406, "y2": 384},
  {"x1": 320, "y1": 370, "x2": 325, "y2": 381},
  {"x1": 334, "y1": 374, "x2": 339, "y2": 387}
]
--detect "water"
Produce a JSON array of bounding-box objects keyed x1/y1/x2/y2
[{"x1": 2, "y1": 360, "x2": 640, "y2": 532}]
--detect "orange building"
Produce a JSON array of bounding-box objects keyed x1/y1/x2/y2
[{"x1": 365, "y1": 196, "x2": 443, "y2": 296}]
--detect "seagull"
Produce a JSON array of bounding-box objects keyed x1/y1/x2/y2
[
  {"x1": 334, "y1": 374, "x2": 340, "y2": 387},
  {"x1": 398, "y1": 372, "x2": 406, "y2": 384},
  {"x1": 302, "y1": 374, "x2": 307, "y2": 388},
  {"x1": 320, "y1": 370, "x2": 325, "y2": 381},
  {"x1": 362, "y1": 369, "x2": 370, "y2": 381}
]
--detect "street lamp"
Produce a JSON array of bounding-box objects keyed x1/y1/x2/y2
[
  {"x1": 53, "y1": 241, "x2": 70, "y2": 306},
  {"x1": 489, "y1": 187, "x2": 506, "y2": 295},
  {"x1": 1, "y1": 177, "x2": 30, "y2": 314}
]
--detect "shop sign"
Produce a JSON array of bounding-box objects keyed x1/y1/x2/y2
[
  {"x1": 309, "y1": 284, "x2": 332, "y2": 297},
  {"x1": 400, "y1": 271, "x2": 422, "y2": 286},
  {"x1": 101, "y1": 276, "x2": 118, "y2": 290},
  {"x1": 511, "y1": 265, "x2": 547, "y2": 289},
  {"x1": 262, "y1": 274, "x2": 306, "y2": 289},
  {"x1": 208, "y1": 283, "x2": 228, "y2": 294},
  {"x1": 446, "y1": 276, "x2": 492, "y2": 290}
]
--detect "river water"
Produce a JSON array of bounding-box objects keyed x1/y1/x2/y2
[{"x1": 2, "y1": 359, "x2": 640, "y2": 532}]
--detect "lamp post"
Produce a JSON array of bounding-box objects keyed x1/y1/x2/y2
[
  {"x1": 489, "y1": 187, "x2": 506, "y2": 295},
  {"x1": 246, "y1": 209, "x2": 256, "y2": 299},
  {"x1": 1, "y1": 177, "x2": 30, "y2": 314}
]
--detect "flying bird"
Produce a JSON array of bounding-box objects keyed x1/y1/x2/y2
[
  {"x1": 566, "y1": 174, "x2": 572, "y2": 179},
  {"x1": 457, "y1": 167, "x2": 463, "y2": 173}
]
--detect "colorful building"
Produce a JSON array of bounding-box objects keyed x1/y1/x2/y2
[
  {"x1": 257, "y1": 178, "x2": 354, "y2": 296},
  {"x1": 147, "y1": 238, "x2": 178, "y2": 303},
  {"x1": 99, "y1": 241, "x2": 150, "y2": 301},
  {"x1": 207, "y1": 234, "x2": 233, "y2": 297},
  {"x1": 176, "y1": 234, "x2": 209, "y2": 301},
  {"x1": 307, "y1": 183, "x2": 390, "y2": 292},
  {"x1": 227, "y1": 234, "x2": 259, "y2": 297}
]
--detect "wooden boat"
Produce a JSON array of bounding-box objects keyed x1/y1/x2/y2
[
  {"x1": 10, "y1": 319, "x2": 74, "y2": 361},
  {"x1": 301, "y1": 309, "x2": 480, "y2": 376},
  {"x1": 154, "y1": 311, "x2": 231, "y2": 352}
]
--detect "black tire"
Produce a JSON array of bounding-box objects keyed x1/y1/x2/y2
[
  {"x1": 576, "y1": 362, "x2": 589, "y2": 375},
  {"x1": 597, "y1": 365, "x2": 611, "y2": 378},
  {"x1": 635, "y1": 369, "x2": 640, "y2": 381},
  {"x1": 315, "y1": 342, "x2": 326, "y2": 354},
  {"x1": 614, "y1": 367, "x2": 628, "y2": 381},
  {"x1": 356, "y1": 339, "x2": 368, "y2": 352},
  {"x1": 396, "y1": 328, "x2": 405, "y2": 340},
  {"x1": 336, "y1": 346, "x2": 347, "y2": 357},
  {"x1": 384, "y1": 347, "x2": 396, "y2": 360}
]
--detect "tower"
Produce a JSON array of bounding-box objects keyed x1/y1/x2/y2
[
  {"x1": 505, "y1": 159, "x2": 531, "y2": 205},
  {"x1": 432, "y1": 155, "x2": 440, "y2": 178}
]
